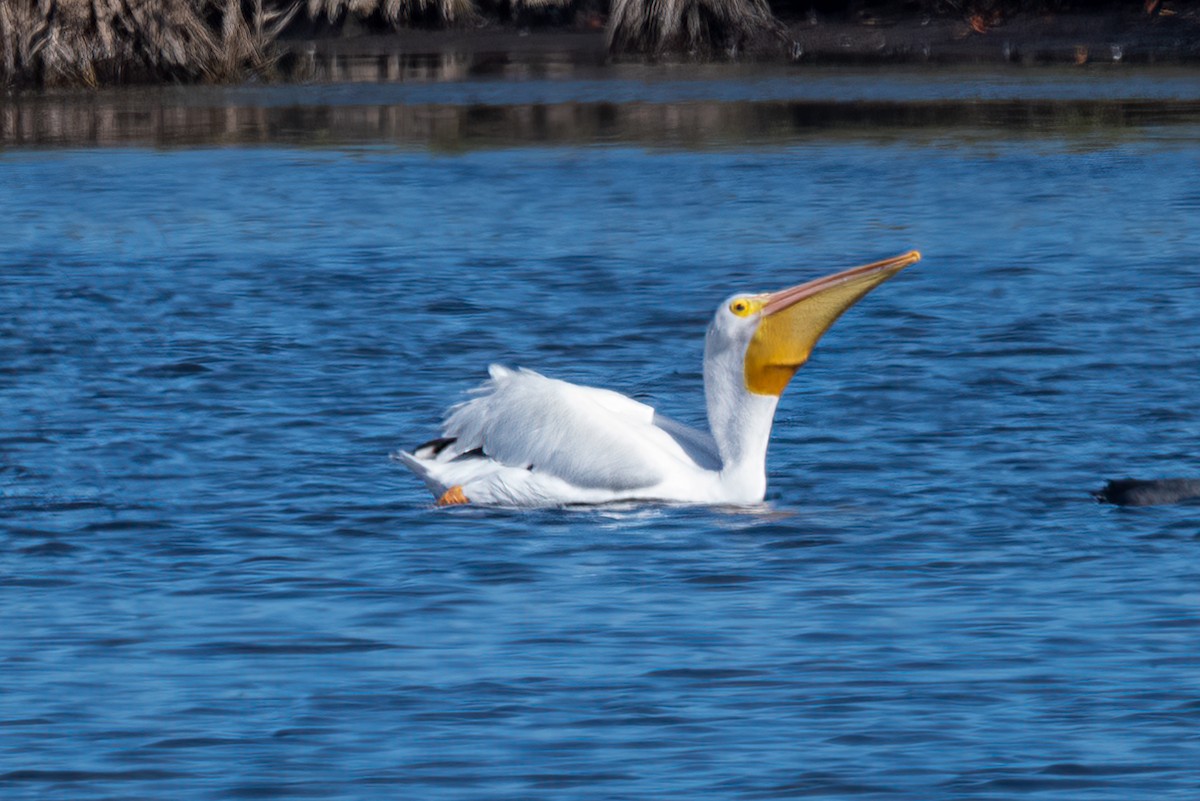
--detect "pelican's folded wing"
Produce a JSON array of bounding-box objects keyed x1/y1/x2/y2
[{"x1": 440, "y1": 366, "x2": 685, "y2": 492}]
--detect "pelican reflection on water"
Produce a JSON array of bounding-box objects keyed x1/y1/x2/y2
[{"x1": 397, "y1": 251, "x2": 922, "y2": 507}]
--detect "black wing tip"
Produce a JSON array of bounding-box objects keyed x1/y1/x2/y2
[
  {"x1": 1094, "y1": 477, "x2": 1200, "y2": 507},
  {"x1": 414, "y1": 436, "x2": 456, "y2": 459},
  {"x1": 412, "y1": 439, "x2": 494, "y2": 463},
  {"x1": 452, "y1": 447, "x2": 487, "y2": 462}
]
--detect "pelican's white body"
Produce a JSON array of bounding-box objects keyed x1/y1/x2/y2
[
  {"x1": 396, "y1": 251, "x2": 919, "y2": 507},
  {"x1": 396, "y1": 298, "x2": 782, "y2": 507}
]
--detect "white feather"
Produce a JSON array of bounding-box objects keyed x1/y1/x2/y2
[
  {"x1": 441, "y1": 365, "x2": 701, "y2": 492},
  {"x1": 395, "y1": 301, "x2": 773, "y2": 507}
]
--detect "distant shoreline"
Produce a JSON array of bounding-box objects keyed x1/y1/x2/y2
[{"x1": 3, "y1": 5, "x2": 1199, "y2": 89}]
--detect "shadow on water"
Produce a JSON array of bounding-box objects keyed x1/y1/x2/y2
[{"x1": 5, "y1": 62, "x2": 1200, "y2": 148}]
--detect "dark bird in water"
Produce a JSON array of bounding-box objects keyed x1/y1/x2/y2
[{"x1": 1094, "y1": 478, "x2": 1200, "y2": 507}]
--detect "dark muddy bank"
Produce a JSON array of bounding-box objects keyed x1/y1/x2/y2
[
  {"x1": 3, "y1": 2, "x2": 1200, "y2": 89},
  {"x1": 315, "y1": 4, "x2": 1200, "y2": 68},
  {"x1": 776, "y1": 5, "x2": 1200, "y2": 65}
]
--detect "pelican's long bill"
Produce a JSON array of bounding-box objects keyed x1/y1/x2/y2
[{"x1": 744, "y1": 250, "x2": 921, "y2": 395}]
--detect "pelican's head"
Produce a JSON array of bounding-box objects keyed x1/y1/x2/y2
[{"x1": 707, "y1": 251, "x2": 921, "y2": 397}]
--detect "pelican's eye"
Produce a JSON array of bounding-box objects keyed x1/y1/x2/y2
[{"x1": 729, "y1": 298, "x2": 754, "y2": 317}]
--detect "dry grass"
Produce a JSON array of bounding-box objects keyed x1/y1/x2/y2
[
  {"x1": 1, "y1": 0, "x2": 296, "y2": 87},
  {"x1": 606, "y1": 0, "x2": 782, "y2": 55},
  {"x1": 305, "y1": 0, "x2": 477, "y2": 25},
  {"x1": 509, "y1": 0, "x2": 575, "y2": 10}
]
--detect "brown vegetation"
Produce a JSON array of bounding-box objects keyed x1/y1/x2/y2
[
  {"x1": 304, "y1": 0, "x2": 476, "y2": 26},
  {"x1": 1, "y1": 0, "x2": 295, "y2": 87},
  {"x1": 606, "y1": 0, "x2": 782, "y2": 55}
]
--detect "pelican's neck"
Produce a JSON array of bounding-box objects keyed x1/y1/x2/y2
[{"x1": 703, "y1": 335, "x2": 780, "y2": 502}]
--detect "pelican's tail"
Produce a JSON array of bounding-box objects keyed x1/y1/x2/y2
[
  {"x1": 393, "y1": 438, "x2": 514, "y2": 503},
  {"x1": 391, "y1": 450, "x2": 450, "y2": 497}
]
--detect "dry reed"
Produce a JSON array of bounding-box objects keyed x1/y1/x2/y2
[
  {"x1": 1, "y1": 0, "x2": 295, "y2": 87},
  {"x1": 304, "y1": 0, "x2": 477, "y2": 26},
  {"x1": 606, "y1": 0, "x2": 781, "y2": 55}
]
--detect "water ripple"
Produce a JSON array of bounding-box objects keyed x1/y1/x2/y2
[{"x1": 3, "y1": 122, "x2": 1200, "y2": 800}]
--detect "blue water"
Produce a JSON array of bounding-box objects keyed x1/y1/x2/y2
[{"x1": 3, "y1": 86, "x2": 1200, "y2": 799}]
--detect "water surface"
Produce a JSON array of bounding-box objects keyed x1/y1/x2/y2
[{"x1": 3, "y1": 72, "x2": 1200, "y2": 799}]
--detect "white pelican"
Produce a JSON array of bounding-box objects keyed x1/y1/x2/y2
[{"x1": 397, "y1": 250, "x2": 921, "y2": 507}]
